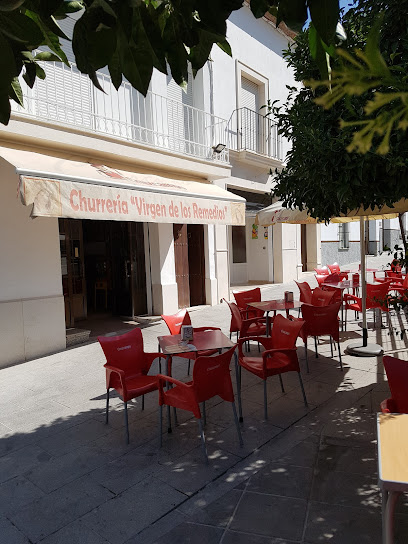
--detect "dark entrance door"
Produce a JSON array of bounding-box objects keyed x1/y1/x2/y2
[
  {"x1": 129, "y1": 222, "x2": 147, "y2": 316},
  {"x1": 188, "y1": 224, "x2": 205, "y2": 306},
  {"x1": 301, "y1": 224, "x2": 308, "y2": 272},
  {"x1": 59, "y1": 218, "x2": 87, "y2": 327},
  {"x1": 173, "y1": 224, "x2": 190, "y2": 308},
  {"x1": 60, "y1": 219, "x2": 147, "y2": 328},
  {"x1": 173, "y1": 223, "x2": 205, "y2": 308}
]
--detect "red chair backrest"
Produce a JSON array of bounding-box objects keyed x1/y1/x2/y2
[
  {"x1": 192, "y1": 346, "x2": 236, "y2": 403},
  {"x1": 312, "y1": 287, "x2": 336, "y2": 306},
  {"x1": 98, "y1": 328, "x2": 146, "y2": 374},
  {"x1": 271, "y1": 314, "x2": 304, "y2": 349},
  {"x1": 301, "y1": 302, "x2": 341, "y2": 341},
  {"x1": 233, "y1": 288, "x2": 261, "y2": 310},
  {"x1": 161, "y1": 309, "x2": 191, "y2": 335},
  {"x1": 324, "y1": 273, "x2": 340, "y2": 284},
  {"x1": 328, "y1": 263, "x2": 341, "y2": 274},
  {"x1": 295, "y1": 281, "x2": 313, "y2": 304},
  {"x1": 315, "y1": 274, "x2": 327, "y2": 286},
  {"x1": 383, "y1": 355, "x2": 408, "y2": 413},
  {"x1": 314, "y1": 267, "x2": 329, "y2": 275},
  {"x1": 223, "y1": 299, "x2": 242, "y2": 332},
  {"x1": 366, "y1": 282, "x2": 391, "y2": 311}
]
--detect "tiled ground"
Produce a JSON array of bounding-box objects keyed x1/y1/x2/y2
[{"x1": 1, "y1": 255, "x2": 408, "y2": 543}]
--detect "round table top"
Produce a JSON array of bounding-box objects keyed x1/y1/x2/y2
[{"x1": 248, "y1": 299, "x2": 302, "y2": 312}]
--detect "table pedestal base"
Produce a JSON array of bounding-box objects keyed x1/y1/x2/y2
[{"x1": 346, "y1": 341, "x2": 383, "y2": 357}]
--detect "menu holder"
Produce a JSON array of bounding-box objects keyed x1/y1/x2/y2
[{"x1": 163, "y1": 343, "x2": 197, "y2": 354}]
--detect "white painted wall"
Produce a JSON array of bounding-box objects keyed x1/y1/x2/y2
[{"x1": 0, "y1": 159, "x2": 65, "y2": 366}]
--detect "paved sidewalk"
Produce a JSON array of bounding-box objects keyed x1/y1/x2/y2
[{"x1": 1, "y1": 253, "x2": 407, "y2": 544}]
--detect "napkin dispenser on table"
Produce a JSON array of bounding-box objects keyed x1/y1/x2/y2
[{"x1": 284, "y1": 291, "x2": 294, "y2": 303}]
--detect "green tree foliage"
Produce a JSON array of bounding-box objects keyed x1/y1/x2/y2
[
  {"x1": 0, "y1": 0, "x2": 341, "y2": 125},
  {"x1": 271, "y1": 0, "x2": 408, "y2": 222},
  {"x1": 310, "y1": 0, "x2": 408, "y2": 154}
]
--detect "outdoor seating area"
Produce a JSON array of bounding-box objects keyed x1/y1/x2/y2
[{"x1": 1, "y1": 255, "x2": 408, "y2": 544}]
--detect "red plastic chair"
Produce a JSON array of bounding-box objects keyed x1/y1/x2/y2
[
  {"x1": 299, "y1": 302, "x2": 343, "y2": 372},
  {"x1": 328, "y1": 262, "x2": 341, "y2": 274},
  {"x1": 161, "y1": 310, "x2": 219, "y2": 375},
  {"x1": 344, "y1": 281, "x2": 391, "y2": 330},
  {"x1": 391, "y1": 274, "x2": 408, "y2": 295},
  {"x1": 237, "y1": 315, "x2": 307, "y2": 420},
  {"x1": 223, "y1": 299, "x2": 267, "y2": 343},
  {"x1": 381, "y1": 355, "x2": 408, "y2": 413},
  {"x1": 157, "y1": 346, "x2": 242, "y2": 462},
  {"x1": 295, "y1": 281, "x2": 313, "y2": 304},
  {"x1": 312, "y1": 287, "x2": 337, "y2": 306},
  {"x1": 233, "y1": 288, "x2": 264, "y2": 318},
  {"x1": 323, "y1": 273, "x2": 340, "y2": 284},
  {"x1": 98, "y1": 328, "x2": 167, "y2": 444},
  {"x1": 314, "y1": 267, "x2": 330, "y2": 275},
  {"x1": 315, "y1": 274, "x2": 328, "y2": 286}
]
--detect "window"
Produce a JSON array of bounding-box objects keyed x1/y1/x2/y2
[
  {"x1": 339, "y1": 224, "x2": 350, "y2": 249},
  {"x1": 240, "y1": 76, "x2": 260, "y2": 153},
  {"x1": 232, "y1": 226, "x2": 247, "y2": 263}
]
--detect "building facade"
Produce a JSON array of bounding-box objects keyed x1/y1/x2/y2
[
  {"x1": 320, "y1": 216, "x2": 407, "y2": 267},
  {"x1": 0, "y1": 5, "x2": 311, "y2": 368}
]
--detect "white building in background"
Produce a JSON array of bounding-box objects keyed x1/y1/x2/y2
[
  {"x1": 320, "y1": 216, "x2": 407, "y2": 268},
  {"x1": 0, "y1": 4, "x2": 314, "y2": 368}
]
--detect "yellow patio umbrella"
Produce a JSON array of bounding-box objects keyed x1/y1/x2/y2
[{"x1": 255, "y1": 199, "x2": 408, "y2": 356}]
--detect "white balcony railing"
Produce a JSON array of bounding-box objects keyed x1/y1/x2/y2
[
  {"x1": 12, "y1": 61, "x2": 229, "y2": 164},
  {"x1": 227, "y1": 107, "x2": 282, "y2": 161}
]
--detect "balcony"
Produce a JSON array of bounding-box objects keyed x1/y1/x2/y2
[
  {"x1": 228, "y1": 107, "x2": 282, "y2": 163},
  {"x1": 11, "y1": 61, "x2": 229, "y2": 164}
]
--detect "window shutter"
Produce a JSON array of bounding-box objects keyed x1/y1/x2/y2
[
  {"x1": 241, "y1": 76, "x2": 259, "y2": 112},
  {"x1": 166, "y1": 71, "x2": 194, "y2": 154}
]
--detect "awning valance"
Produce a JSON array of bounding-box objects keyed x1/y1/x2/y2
[{"x1": 0, "y1": 147, "x2": 245, "y2": 226}]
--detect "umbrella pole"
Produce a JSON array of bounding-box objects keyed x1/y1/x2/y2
[
  {"x1": 347, "y1": 216, "x2": 383, "y2": 357},
  {"x1": 360, "y1": 217, "x2": 368, "y2": 346}
]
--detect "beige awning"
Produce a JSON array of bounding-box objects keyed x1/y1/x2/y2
[
  {"x1": 255, "y1": 200, "x2": 408, "y2": 226},
  {"x1": 0, "y1": 146, "x2": 245, "y2": 225}
]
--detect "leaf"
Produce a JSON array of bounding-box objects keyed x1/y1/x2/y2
[
  {"x1": 308, "y1": 0, "x2": 339, "y2": 46},
  {"x1": 308, "y1": 24, "x2": 330, "y2": 80},
  {"x1": 54, "y1": 1, "x2": 84, "y2": 18},
  {"x1": 23, "y1": 62, "x2": 37, "y2": 88},
  {"x1": 27, "y1": 10, "x2": 69, "y2": 65},
  {"x1": 0, "y1": 11, "x2": 44, "y2": 46},
  {"x1": 108, "y1": 49, "x2": 122, "y2": 90},
  {"x1": 34, "y1": 51, "x2": 62, "y2": 62},
  {"x1": 0, "y1": 31, "x2": 17, "y2": 92},
  {"x1": 216, "y1": 39, "x2": 231, "y2": 56},
  {"x1": 249, "y1": 0, "x2": 270, "y2": 18},
  {"x1": 35, "y1": 63, "x2": 46, "y2": 79},
  {"x1": 10, "y1": 76, "x2": 23, "y2": 106},
  {"x1": 0, "y1": 92, "x2": 11, "y2": 125},
  {"x1": 276, "y1": 0, "x2": 308, "y2": 32},
  {"x1": 0, "y1": 0, "x2": 25, "y2": 11}
]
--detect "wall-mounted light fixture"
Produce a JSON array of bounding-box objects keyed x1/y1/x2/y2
[{"x1": 212, "y1": 143, "x2": 226, "y2": 154}]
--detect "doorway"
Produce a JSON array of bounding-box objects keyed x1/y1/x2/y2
[
  {"x1": 59, "y1": 219, "x2": 147, "y2": 328},
  {"x1": 173, "y1": 224, "x2": 206, "y2": 308},
  {"x1": 301, "y1": 224, "x2": 308, "y2": 272}
]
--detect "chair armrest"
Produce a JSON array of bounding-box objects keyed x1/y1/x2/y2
[
  {"x1": 262, "y1": 347, "x2": 297, "y2": 360},
  {"x1": 143, "y1": 352, "x2": 170, "y2": 374},
  {"x1": 344, "y1": 293, "x2": 359, "y2": 304},
  {"x1": 104, "y1": 364, "x2": 126, "y2": 391},
  {"x1": 157, "y1": 374, "x2": 190, "y2": 389},
  {"x1": 156, "y1": 374, "x2": 194, "y2": 406}
]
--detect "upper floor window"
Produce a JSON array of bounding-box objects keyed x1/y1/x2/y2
[{"x1": 339, "y1": 223, "x2": 350, "y2": 249}]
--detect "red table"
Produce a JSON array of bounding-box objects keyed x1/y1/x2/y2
[
  {"x1": 248, "y1": 299, "x2": 302, "y2": 335},
  {"x1": 158, "y1": 330, "x2": 242, "y2": 427}
]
